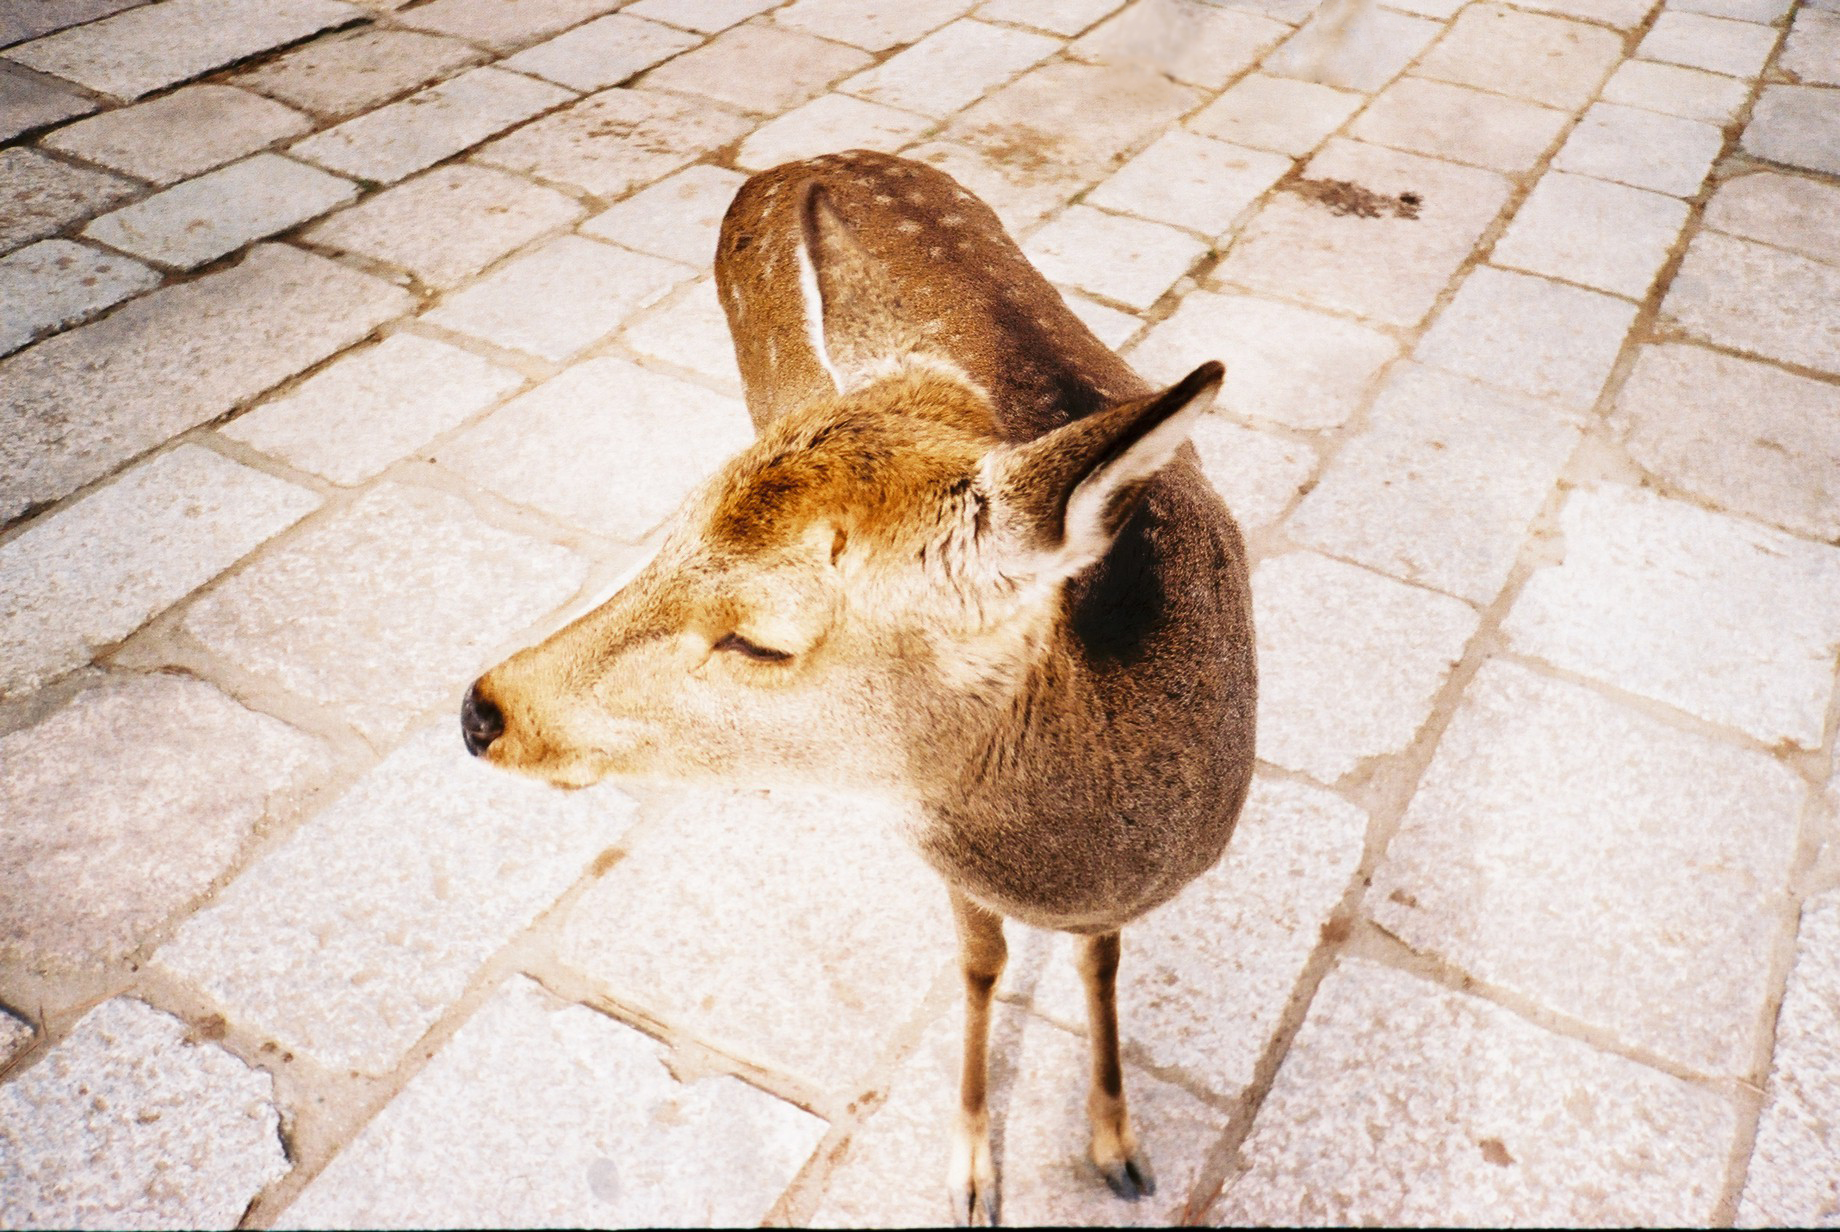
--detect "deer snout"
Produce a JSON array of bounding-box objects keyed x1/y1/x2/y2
[{"x1": 459, "y1": 681, "x2": 505, "y2": 757}]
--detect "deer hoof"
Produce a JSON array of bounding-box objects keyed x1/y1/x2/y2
[
  {"x1": 1094, "y1": 1143, "x2": 1156, "y2": 1200},
  {"x1": 948, "y1": 1113, "x2": 1000, "y2": 1225}
]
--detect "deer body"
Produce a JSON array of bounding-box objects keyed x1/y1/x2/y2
[{"x1": 464, "y1": 149, "x2": 1255, "y2": 1222}]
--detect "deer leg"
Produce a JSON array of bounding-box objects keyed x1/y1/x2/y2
[
  {"x1": 1079, "y1": 930, "x2": 1155, "y2": 1199},
  {"x1": 947, "y1": 888, "x2": 1006, "y2": 1226}
]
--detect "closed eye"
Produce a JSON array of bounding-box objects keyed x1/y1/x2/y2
[{"x1": 713, "y1": 632, "x2": 793, "y2": 663}]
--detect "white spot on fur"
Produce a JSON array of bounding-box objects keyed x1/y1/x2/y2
[
  {"x1": 795, "y1": 239, "x2": 843, "y2": 394},
  {"x1": 897, "y1": 219, "x2": 923, "y2": 234}
]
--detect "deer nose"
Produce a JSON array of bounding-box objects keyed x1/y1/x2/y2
[{"x1": 460, "y1": 682, "x2": 504, "y2": 757}]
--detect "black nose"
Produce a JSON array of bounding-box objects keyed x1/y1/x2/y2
[{"x1": 460, "y1": 683, "x2": 504, "y2": 757}]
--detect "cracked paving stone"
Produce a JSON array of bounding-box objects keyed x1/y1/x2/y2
[
  {"x1": 0, "y1": 238, "x2": 158, "y2": 357},
  {"x1": 1741, "y1": 85, "x2": 1840, "y2": 178},
  {"x1": 40, "y1": 83, "x2": 311, "y2": 185},
  {"x1": 0, "y1": 60, "x2": 97, "y2": 140},
  {"x1": 231, "y1": 27, "x2": 481, "y2": 118},
  {"x1": 0, "y1": 147, "x2": 135, "y2": 255}
]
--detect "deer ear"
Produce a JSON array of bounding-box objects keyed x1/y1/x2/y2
[
  {"x1": 797, "y1": 184, "x2": 926, "y2": 393},
  {"x1": 987, "y1": 362, "x2": 1223, "y2": 576}
]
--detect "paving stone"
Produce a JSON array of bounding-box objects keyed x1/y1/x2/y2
[
  {"x1": 903, "y1": 139, "x2": 1085, "y2": 232},
  {"x1": 1213, "y1": 138, "x2": 1512, "y2": 327},
  {"x1": 0, "y1": 998, "x2": 289, "y2": 1230},
  {"x1": 1491, "y1": 172, "x2": 1689, "y2": 300},
  {"x1": 1068, "y1": 0, "x2": 1288, "y2": 90},
  {"x1": 1252, "y1": 551, "x2": 1477, "y2": 783},
  {"x1": 500, "y1": 12, "x2": 697, "y2": 92},
  {"x1": 0, "y1": 59, "x2": 95, "y2": 140},
  {"x1": 0, "y1": 147, "x2": 135, "y2": 254},
  {"x1": 1002, "y1": 776, "x2": 1366, "y2": 1086},
  {"x1": 774, "y1": 0, "x2": 976, "y2": 52},
  {"x1": 2, "y1": 0, "x2": 358, "y2": 100},
  {"x1": 1373, "y1": 660, "x2": 1802, "y2": 1076},
  {"x1": 1061, "y1": 290, "x2": 1142, "y2": 351},
  {"x1": 1127, "y1": 289, "x2": 1397, "y2": 430},
  {"x1": 1504, "y1": 483, "x2": 1840, "y2": 748},
  {"x1": 736, "y1": 93, "x2": 934, "y2": 173},
  {"x1": 302, "y1": 162, "x2": 583, "y2": 289},
  {"x1": 1662, "y1": 231, "x2": 1840, "y2": 375},
  {"x1": 645, "y1": 21, "x2": 868, "y2": 113},
  {"x1": 1612, "y1": 343, "x2": 1840, "y2": 542},
  {"x1": 620, "y1": 276, "x2": 744, "y2": 390},
  {"x1": 291, "y1": 65, "x2": 573, "y2": 185},
  {"x1": 83, "y1": 153, "x2": 355, "y2": 270},
  {"x1": 1486, "y1": 0, "x2": 1658, "y2": 21},
  {"x1": 0, "y1": 672, "x2": 330, "y2": 976},
  {"x1": 813, "y1": 1006, "x2": 1229, "y2": 1226},
  {"x1": 1287, "y1": 364, "x2": 1579, "y2": 603},
  {"x1": 1741, "y1": 85, "x2": 1840, "y2": 177},
  {"x1": 1213, "y1": 959, "x2": 1742, "y2": 1226},
  {"x1": 1186, "y1": 72, "x2": 1363, "y2": 156},
  {"x1": 0, "y1": 446, "x2": 320, "y2": 697},
  {"x1": 0, "y1": 244, "x2": 411, "y2": 523},
  {"x1": 1086, "y1": 130, "x2": 1290, "y2": 237},
  {"x1": 1671, "y1": 0, "x2": 1792, "y2": 20},
  {"x1": 179, "y1": 482, "x2": 585, "y2": 739},
  {"x1": 1781, "y1": 9, "x2": 1840, "y2": 86},
  {"x1": 1263, "y1": 2, "x2": 1441, "y2": 92},
  {"x1": 561, "y1": 786, "x2": 956, "y2": 1096},
  {"x1": 1600, "y1": 57, "x2": 1749, "y2": 127},
  {"x1": 0, "y1": 237, "x2": 157, "y2": 356},
  {"x1": 423, "y1": 234, "x2": 690, "y2": 362},
  {"x1": 40, "y1": 84, "x2": 310, "y2": 186},
  {"x1": 439, "y1": 357, "x2": 752, "y2": 540},
  {"x1": 1352, "y1": 76, "x2": 1569, "y2": 174},
  {"x1": 579, "y1": 164, "x2": 744, "y2": 269},
  {"x1": 1414, "y1": 267, "x2": 1637, "y2": 409},
  {"x1": 624, "y1": 0, "x2": 778, "y2": 32},
  {"x1": 1638, "y1": 10, "x2": 1778, "y2": 78},
  {"x1": 154, "y1": 728, "x2": 632, "y2": 1073},
  {"x1": 231, "y1": 28, "x2": 481, "y2": 117},
  {"x1": 841, "y1": 17, "x2": 1056, "y2": 116},
  {"x1": 1190, "y1": 417, "x2": 1319, "y2": 531},
  {"x1": 1382, "y1": 0, "x2": 1465, "y2": 15},
  {"x1": 1416, "y1": 4, "x2": 1624, "y2": 110},
  {"x1": 395, "y1": 0, "x2": 623, "y2": 51},
  {"x1": 0, "y1": 0, "x2": 148, "y2": 47},
  {"x1": 1551, "y1": 103, "x2": 1725, "y2": 198},
  {"x1": 0, "y1": 1010, "x2": 30, "y2": 1066},
  {"x1": 975, "y1": 0, "x2": 1126, "y2": 35},
  {"x1": 1739, "y1": 889, "x2": 1840, "y2": 1227},
  {"x1": 475, "y1": 86, "x2": 749, "y2": 199},
  {"x1": 278, "y1": 976, "x2": 825, "y2": 1229},
  {"x1": 223, "y1": 333, "x2": 523, "y2": 485},
  {"x1": 1705, "y1": 171, "x2": 1840, "y2": 268},
  {"x1": 1021, "y1": 205, "x2": 1206, "y2": 310}
]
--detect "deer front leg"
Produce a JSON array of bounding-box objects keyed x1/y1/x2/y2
[
  {"x1": 947, "y1": 888, "x2": 1006, "y2": 1226},
  {"x1": 1079, "y1": 930, "x2": 1155, "y2": 1199}
]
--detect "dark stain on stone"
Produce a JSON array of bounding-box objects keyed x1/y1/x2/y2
[
  {"x1": 1388, "y1": 888, "x2": 1420, "y2": 908},
  {"x1": 1479, "y1": 1137, "x2": 1514, "y2": 1167},
  {"x1": 1289, "y1": 178, "x2": 1423, "y2": 220}
]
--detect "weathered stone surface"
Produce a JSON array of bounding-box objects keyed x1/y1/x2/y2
[
  {"x1": 1086, "y1": 130, "x2": 1289, "y2": 236},
  {"x1": 423, "y1": 234, "x2": 690, "y2": 361},
  {"x1": 973, "y1": 0, "x2": 1126, "y2": 36},
  {"x1": 1705, "y1": 171, "x2": 1840, "y2": 268},
  {"x1": 475, "y1": 86, "x2": 749, "y2": 198},
  {"x1": 501, "y1": 13, "x2": 696, "y2": 92},
  {"x1": 232, "y1": 28, "x2": 480, "y2": 117},
  {"x1": 0, "y1": 672, "x2": 330, "y2": 974},
  {"x1": 1673, "y1": 0, "x2": 1791, "y2": 19},
  {"x1": 625, "y1": 0, "x2": 777, "y2": 30},
  {"x1": 1416, "y1": 4, "x2": 1624, "y2": 110},
  {"x1": 580, "y1": 164, "x2": 745, "y2": 268},
  {"x1": 1490, "y1": 171, "x2": 1689, "y2": 299},
  {"x1": 40, "y1": 83, "x2": 310, "y2": 185},
  {"x1": 279, "y1": 976, "x2": 825, "y2": 1228},
  {"x1": 0, "y1": 238, "x2": 157, "y2": 356},
  {"x1": 0, "y1": 147, "x2": 135, "y2": 254},
  {"x1": 560, "y1": 786, "x2": 956, "y2": 1096},
  {"x1": 1127, "y1": 289, "x2": 1397, "y2": 430},
  {"x1": 1069, "y1": 0, "x2": 1287, "y2": 89},
  {"x1": 0, "y1": 59, "x2": 96, "y2": 140},
  {"x1": 0, "y1": 244, "x2": 412, "y2": 523},
  {"x1": 1612, "y1": 343, "x2": 1840, "y2": 542},
  {"x1": 0, "y1": 0, "x2": 148, "y2": 48},
  {"x1": 1350, "y1": 77, "x2": 1568, "y2": 173},
  {"x1": 1213, "y1": 959, "x2": 1742, "y2": 1226},
  {"x1": 0, "y1": 1010, "x2": 30, "y2": 1066},
  {"x1": 1600, "y1": 57, "x2": 1751, "y2": 124},
  {"x1": 1263, "y1": 2, "x2": 1441, "y2": 92},
  {"x1": 1741, "y1": 85, "x2": 1840, "y2": 178},
  {"x1": 1252, "y1": 552, "x2": 1478, "y2": 784},
  {"x1": 645, "y1": 21, "x2": 867, "y2": 113},
  {"x1": 620, "y1": 276, "x2": 744, "y2": 389},
  {"x1": 224, "y1": 333, "x2": 523, "y2": 485},
  {"x1": 843, "y1": 17, "x2": 1055, "y2": 116},
  {"x1": 1214, "y1": 139, "x2": 1512, "y2": 327},
  {"x1": 1637, "y1": 10, "x2": 1778, "y2": 78},
  {"x1": 302, "y1": 162, "x2": 582, "y2": 288},
  {"x1": 774, "y1": 0, "x2": 976, "y2": 51},
  {"x1": 155, "y1": 729, "x2": 635, "y2": 1074},
  {"x1": 0, "y1": 445, "x2": 321, "y2": 698},
  {"x1": 1662, "y1": 231, "x2": 1840, "y2": 376},
  {"x1": 395, "y1": 0, "x2": 623, "y2": 51},
  {"x1": 1186, "y1": 72, "x2": 1363, "y2": 156},
  {"x1": 736, "y1": 93, "x2": 933, "y2": 172},
  {"x1": 1190, "y1": 416, "x2": 1318, "y2": 531},
  {"x1": 1373, "y1": 660, "x2": 1802, "y2": 1076},
  {"x1": 1287, "y1": 364, "x2": 1579, "y2": 604},
  {"x1": 1552, "y1": 101, "x2": 1723, "y2": 197},
  {"x1": 180, "y1": 482, "x2": 585, "y2": 739},
  {"x1": 1061, "y1": 290, "x2": 1141, "y2": 351},
  {"x1": 0, "y1": 997, "x2": 289, "y2": 1230},
  {"x1": 1504, "y1": 483, "x2": 1840, "y2": 748},
  {"x1": 3, "y1": 0, "x2": 359, "y2": 99},
  {"x1": 1781, "y1": 9, "x2": 1840, "y2": 86},
  {"x1": 1021, "y1": 205, "x2": 1206, "y2": 310},
  {"x1": 903, "y1": 138, "x2": 1084, "y2": 232}
]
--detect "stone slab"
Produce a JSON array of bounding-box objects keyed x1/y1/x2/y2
[
  {"x1": 625, "y1": 0, "x2": 778, "y2": 31},
  {"x1": 1252, "y1": 551, "x2": 1478, "y2": 784},
  {"x1": 1061, "y1": 290, "x2": 1142, "y2": 351},
  {"x1": 1637, "y1": 10, "x2": 1779, "y2": 78},
  {"x1": 1086, "y1": 130, "x2": 1290, "y2": 237},
  {"x1": 1373, "y1": 659, "x2": 1803, "y2": 1076},
  {"x1": 0, "y1": 0, "x2": 148, "y2": 48},
  {"x1": 735, "y1": 92, "x2": 934, "y2": 173},
  {"x1": 0, "y1": 59, "x2": 96, "y2": 140},
  {"x1": 1705, "y1": 171, "x2": 1840, "y2": 268},
  {"x1": 620, "y1": 275, "x2": 744, "y2": 390},
  {"x1": 501, "y1": 13, "x2": 697, "y2": 92},
  {"x1": 579, "y1": 164, "x2": 745, "y2": 269},
  {"x1": 475, "y1": 86, "x2": 749, "y2": 199},
  {"x1": 774, "y1": 0, "x2": 976, "y2": 52},
  {"x1": 0, "y1": 445, "x2": 320, "y2": 699},
  {"x1": 1349, "y1": 76, "x2": 1569, "y2": 174},
  {"x1": 0, "y1": 243, "x2": 412, "y2": 524},
  {"x1": 40, "y1": 83, "x2": 310, "y2": 185},
  {"x1": 1262, "y1": 2, "x2": 1441, "y2": 92},
  {"x1": 1190, "y1": 416, "x2": 1319, "y2": 531},
  {"x1": 1600, "y1": 58, "x2": 1751, "y2": 125},
  {"x1": 902, "y1": 138, "x2": 1084, "y2": 233},
  {"x1": 395, "y1": 0, "x2": 624, "y2": 51},
  {"x1": 974, "y1": 0, "x2": 1127, "y2": 36},
  {"x1": 1662, "y1": 231, "x2": 1840, "y2": 376},
  {"x1": 1741, "y1": 85, "x2": 1840, "y2": 177},
  {"x1": 1021, "y1": 204, "x2": 1206, "y2": 311},
  {"x1": 1489, "y1": 171, "x2": 1689, "y2": 300},
  {"x1": 1213, "y1": 959, "x2": 1742, "y2": 1226},
  {"x1": 842, "y1": 17, "x2": 1055, "y2": 117},
  {"x1": 1672, "y1": 0, "x2": 1792, "y2": 19},
  {"x1": 1414, "y1": 4, "x2": 1624, "y2": 110},
  {"x1": 1185, "y1": 72, "x2": 1363, "y2": 157},
  {"x1": 1069, "y1": 0, "x2": 1288, "y2": 90},
  {"x1": 645, "y1": 21, "x2": 868, "y2": 114},
  {"x1": 0, "y1": 1010, "x2": 29, "y2": 1067},
  {"x1": 0, "y1": 672, "x2": 330, "y2": 974},
  {"x1": 232, "y1": 28, "x2": 481, "y2": 118},
  {"x1": 224, "y1": 333, "x2": 523, "y2": 485},
  {"x1": 1781, "y1": 9, "x2": 1840, "y2": 86},
  {"x1": 0, "y1": 237, "x2": 158, "y2": 357},
  {"x1": 179, "y1": 482, "x2": 585, "y2": 740},
  {"x1": 1504, "y1": 483, "x2": 1840, "y2": 748},
  {"x1": 1552, "y1": 101, "x2": 1724, "y2": 197},
  {"x1": 0, "y1": 998, "x2": 289, "y2": 1230},
  {"x1": 0, "y1": 147, "x2": 135, "y2": 255},
  {"x1": 279, "y1": 976, "x2": 825, "y2": 1228}
]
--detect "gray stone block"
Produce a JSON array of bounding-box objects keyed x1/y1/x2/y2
[
  {"x1": 0, "y1": 147, "x2": 134, "y2": 255},
  {"x1": 0, "y1": 237, "x2": 158, "y2": 356},
  {"x1": 40, "y1": 83, "x2": 310, "y2": 185}
]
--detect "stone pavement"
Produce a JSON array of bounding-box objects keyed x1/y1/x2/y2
[{"x1": 2, "y1": 0, "x2": 1838, "y2": 1225}]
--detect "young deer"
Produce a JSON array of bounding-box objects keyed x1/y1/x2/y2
[{"x1": 460, "y1": 149, "x2": 1256, "y2": 1223}]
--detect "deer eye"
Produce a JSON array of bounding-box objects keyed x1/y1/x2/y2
[{"x1": 713, "y1": 632, "x2": 793, "y2": 663}]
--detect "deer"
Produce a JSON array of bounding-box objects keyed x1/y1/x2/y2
[{"x1": 459, "y1": 148, "x2": 1257, "y2": 1224}]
